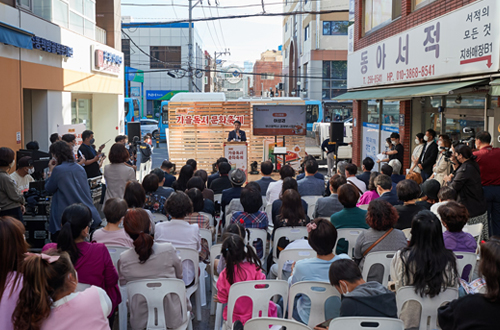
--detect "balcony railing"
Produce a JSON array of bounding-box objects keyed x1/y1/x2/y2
[{"x1": 95, "y1": 26, "x2": 107, "y2": 45}]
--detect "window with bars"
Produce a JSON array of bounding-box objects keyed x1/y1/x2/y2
[{"x1": 150, "y1": 46, "x2": 182, "y2": 69}]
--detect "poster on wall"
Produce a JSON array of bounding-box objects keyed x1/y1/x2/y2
[
  {"x1": 224, "y1": 142, "x2": 248, "y2": 179},
  {"x1": 253, "y1": 105, "x2": 307, "y2": 136},
  {"x1": 362, "y1": 122, "x2": 379, "y2": 163},
  {"x1": 57, "y1": 123, "x2": 86, "y2": 156},
  {"x1": 263, "y1": 139, "x2": 303, "y2": 171}
]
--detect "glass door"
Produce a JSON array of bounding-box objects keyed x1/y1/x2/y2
[{"x1": 71, "y1": 95, "x2": 92, "y2": 129}]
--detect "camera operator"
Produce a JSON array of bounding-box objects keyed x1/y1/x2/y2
[
  {"x1": 429, "y1": 135, "x2": 452, "y2": 186},
  {"x1": 473, "y1": 131, "x2": 500, "y2": 236}
]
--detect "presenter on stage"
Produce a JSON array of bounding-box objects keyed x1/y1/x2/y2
[{"x1": 227, "y1": 120, "x2": 247, "y2": 142}]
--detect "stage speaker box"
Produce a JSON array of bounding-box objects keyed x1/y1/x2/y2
[
  {"x1": 127, "y1": 122, "x2": 141, "y2": 142},
  {"x1": 330, "y1": 122, "x2": 344, "y2": 143}
]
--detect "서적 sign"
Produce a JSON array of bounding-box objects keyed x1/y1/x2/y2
[
  {"x1": 253, "y1": 105, "x2": 307, "y2": 136},
  {"x1": 348, "y1": 0, "x2": 500, "y2": 89}
]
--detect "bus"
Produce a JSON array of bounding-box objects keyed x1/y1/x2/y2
[
  {"x1": 159, "y1": 100, "x2": 169, "y2": 141},
  {"x1": 124, "y1": 97, "x2": 140, "y2": 135},
  {"x1": 305, "y1": 100, "x2": 323, "y2": 133}
]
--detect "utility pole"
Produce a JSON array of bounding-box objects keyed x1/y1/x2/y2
[{"x1": 188, "y1": 0, "x2": 194, "y2": 92}]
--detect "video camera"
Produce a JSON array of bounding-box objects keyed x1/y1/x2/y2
[{"x1": 460, "y1": 127, "x2": 476, "y2": 149}]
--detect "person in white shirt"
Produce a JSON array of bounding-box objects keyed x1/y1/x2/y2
[
  {"x1": 345, "y1": 163, "x2": 367, "y2": 194},
  {"x1": 155, "y1": 191, "x2": 201, "y2": 285},
  {"x1": 409, "y1": 133, "x2": 425, "y2": 173},
  {"x1": 266, "y1": 165, "x2": 295, "y2": 206},
  {"x1": 10, "y1": 156, "x2": 34, "y2": 195}
]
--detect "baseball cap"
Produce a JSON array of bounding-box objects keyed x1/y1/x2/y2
[
  {"x1": 421, "y1": 179, "x2": 441, "y2": 200},
  {"x1": 18, "y1": 156, "x2": 33, "y2": 168}
]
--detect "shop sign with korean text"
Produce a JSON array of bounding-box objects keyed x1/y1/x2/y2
[{"x1": 348, "y1": 0, "x2": 500, "y2": 89}]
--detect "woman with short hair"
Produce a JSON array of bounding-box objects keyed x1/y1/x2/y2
[
  {"x1": 103, "y1": 143, "x2": 137, "y2": 205},
  {"x1": 394, "y1": 179, "x2": 426, "y2": 230},
  {"x1": 0, "y1": 148, "x2": 25, "y2": 221}
]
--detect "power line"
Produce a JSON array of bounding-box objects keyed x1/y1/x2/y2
[
  {"x1": 207, "y1": 3, "x2": 224, "y2": 50},
  {"x1": 215, "y1": 3, "x2": 227, "y2": 49},
  {"x1": 121, "y1": 9, "x2": 348, "y2": 26},
  {"x1": 201, "y1": 3, "x2": 223, "y2": 50},
  {"x1": 122, "y1": 0, "x2": 329, "y2": 9}
]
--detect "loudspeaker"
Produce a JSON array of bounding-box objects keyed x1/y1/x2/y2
[
  {"x1": 329, "y1": 122, "x2": 344, "y2": 143},
  {"x1": 127, "y1": 122, "x2": 141, "y2": 142}
]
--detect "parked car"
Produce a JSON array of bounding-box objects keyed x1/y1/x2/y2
[{"x1": 140, "y1": 119, "x2": 159, "y2": 138}]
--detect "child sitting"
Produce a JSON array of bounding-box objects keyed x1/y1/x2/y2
[
  {"x1": 13, "y1": 251, "x2": 111, "y2": 330},
  {"x1": 92, "y1": 198, "x2": 133, "y2": 247},
  {"x1": 216, "y1": 234, "x2": 277, "y2": 328}
]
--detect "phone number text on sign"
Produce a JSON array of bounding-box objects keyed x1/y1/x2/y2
[{"x1": 175, "y1": 115, "x2": 244, "y2": 126}]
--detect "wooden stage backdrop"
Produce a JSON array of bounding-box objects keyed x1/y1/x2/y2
[{"x1": 168, "y1": 100, "x2": 307, "y2": 173}]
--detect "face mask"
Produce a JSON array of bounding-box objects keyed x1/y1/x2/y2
[
  {"x1": 423, "y1": 135, "x2": 429, "y2": 142},
  {"x1": 9, "y1": 160, "x2": 15, "y2": 168},
  {"x1": 415, "y1": 138, "x2": 420, "y2": 144},
  {"x1": 437, "y1": 140, "x2": 443, "y2": 147},
  {"x1": 28, "y1": 168, "x2": 35, "y2": 175},
  {"x1": 385, "y1": 143, "x2": 390, "y2": 148},
  {"x1": 340, "y1": 281, "x2": 349, "y2": 295},
  {"x1": 90, "y1": 138, "x2": 95, "y2": 145},
  {"x1": 391, "y1": 140, "x2": 397, "y2": 145}
]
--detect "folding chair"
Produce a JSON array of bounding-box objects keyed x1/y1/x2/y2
[
  {"x1": 265, "y1": 203, "x2": 274, "y2": 235},
  {"x1": 287, "y1": 281, "x2": 341, "y2": 328},
  {"x1": 246, "y1": 228, "x2": 268, "y2": 263},
  {"x1": 302, "y1": 196, "x2": 322, "y2": 220},
  {"x1": 329, "y1": 317, "x2": 404, "y2": 330},
  {"x1": 199, "y1": 228, "x2": 213, "y2": 306},
  {"x1": 127, "y1": 278, "x2": 193, "y2": 330},
  {"x1": 396, "y1": 286, "x2": 458, "y2": 330},
  {"x1": 454, "y1": 251, "x2": 477, "y2": 282},
  {"x1": 76, "y1": 283, "x2": 91, "y2": 292},
  {"x1": 210, "y1": 244, "x2": 222, "y2": 316},
  {"x1": 463, "y1": 223, "x2": 483, "y2": 252},
  {"x1": 151, "y1": 213, "x2": 169, "y2": 223}
]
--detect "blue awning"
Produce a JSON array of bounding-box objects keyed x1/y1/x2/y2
[{"x1": 0, "y1": 21, "x2": 33, "y2": 50}]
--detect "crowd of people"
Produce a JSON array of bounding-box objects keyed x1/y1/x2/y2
[{"x1": 0, "y1": 128, "x2": 500, "y2": 330}]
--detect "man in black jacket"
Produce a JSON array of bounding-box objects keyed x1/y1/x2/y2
[
  {"x1": 418, "y1": 129, "x2": 438, "y2": 181},
  {"x1": 137, "y1": 135, "x2": 152, "y2": 182}
]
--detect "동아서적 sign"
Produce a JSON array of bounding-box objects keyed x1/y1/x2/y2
[{"x1": 348, "y1": 0, "x2": 500, "y2": 89}]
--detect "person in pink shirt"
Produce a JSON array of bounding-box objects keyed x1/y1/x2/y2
[
  {"x1": 215, "y1": 234, "x2": 277, "y2": 329},
  {"x1": 0, "y1": 216, "x2": 28, "y2": 330},
  {"x1": 42, "y1": 204, "x2": 121, "y2": 326},
  {"x1": 92, "y1": 198, "x2": 133, "y2": 248},
  {"x1": 357, "y1": 172, "x2": 380, "y2": 207},
  {"x1": 12, "y1": 251, "x2": 111, "y2": 330}
]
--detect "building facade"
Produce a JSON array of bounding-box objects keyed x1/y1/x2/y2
[
  {"x1": 121, "y1": 20, "x2": 204, "y2": 119},
  {"x1": 282, "y1": 0, "x2": 351, "y2": 119},
  {"x1": 343, "y1": 0, "x2": 500, "y2": 170},
  {"x1": 219, "y1": 65, "x2": 248, "y2": 100},
  {"x1": 253, "y1": 50, "x2": 283, "y2": 97},
  {"x1": 0, "y1": 0, "x2": 124, "y2": 152}
]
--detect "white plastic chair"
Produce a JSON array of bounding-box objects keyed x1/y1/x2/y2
[
  {"x1": 329, "y1": 317, "x2": 404, "y2": 330},
  {"x1": 334, "y1": 228, "x2": 367, "y2": 258},
  {"x1": 302, "y1": 196, "x2": 321, "y2": 220},
  {"x1": 107, "y1": 246, "x2": 131, "y2": 330},
  {"x1": 151, "y1": 213, "x2": 169, "y2": 223},
  {"x1": 463, "y1": 223, "x2": 483, "y2": 251},
  {"x1": 245, "y1": 317, "x2": 312, "y2": 330},
  {"x1": 272, "y1": 226, "x2": 308, "y2": 261},
  {"x1": 358, "y1": 204, "x2": 369, "y2": 210},
  {"x1": 210, "y1": 244, "x2": 222, "y2": 317},
  {"x1": 199, "y1": 228, "x2": 213, "y2": 306},
  {"x1": 454, "y1": 252, "x2": 477, "y2": 282},
  {"x1": 277, "y1": 248, "x2": 317, "y2": 280},
  {"x1": 200, "y1": 211, "x2": 216, "y2": 240},
  {"x1": 214, "y1": 194, "x2": 222, "y2": 204},
  {"x1": 176, "y1": 247, "x2": 202, "y2": 321},
  {"x1": 265, "y1": 203, "x2": 274, "y2": 235},
  {"x1": 402, "y1": 228, "x2": 412, "y2": 241},
  {"x1": 223, "y1": 280, "x2": 289, "y2": 330},
  {"x1": 361, "y1": 251, "x2": 396, "y2": 287},
  {"x1": 75, "y1": 283, "x2": 91, "y2": 292},
  {"x1": 287, "y1": 281, "x2": 341, "y2": 328},
  {"x1": 126, "y1": 278, "x2": 193, "y2": 330},
  {"x1": 396, "y1": 286, "x2": 459, "y2": 330},
  {"x1": 246, "y1": 228, "x2": 268, "y2": 262}
]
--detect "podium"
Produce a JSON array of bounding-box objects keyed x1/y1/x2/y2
[{"x1": 223, "y1": 142, "x2": 248, "y2": 178}]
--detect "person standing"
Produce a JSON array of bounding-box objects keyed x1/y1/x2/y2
[
  {"x1": 474, "y1": 131, "x2": 500, "y2": 237},
  {"x1": 0, "y1": 148, "x2": 25, "y2": 222},
  {"x1": 417, "y1": 129, "x2": 438, "y2": 181},
  {"x1": 103, "y1": 143, "x2": 137, "y2": 205},
  {"x1": 409, "y1": 133, "x2": 425, "y2": 173},
  {"x1": 45, "y1": 142, "x2": 101, "y2": 241},
  {"x1": 227, "y1": 120, "x2": 246, "y2": 142},
  {"x1": 321, "y1": 138, "x2": 336, "y2": 177},
  {"x1": 10, "y1": 156, "x2": 34, "y2": 195},
  {"x1": 78, "y1": 130, "x2": 106, "y2": 178},
  {"x1": 430, "y1": 135, "x2": 452, "y2": 186},
  {"x1": 137, "y1": 135, "x2": 152, "y2": 182}
]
